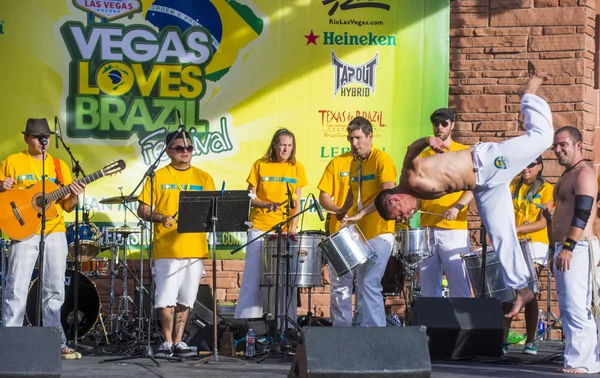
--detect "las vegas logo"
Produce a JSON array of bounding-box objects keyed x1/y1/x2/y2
[{"x1": 332, "y1": 51, "x2": 378, "y2": 97}]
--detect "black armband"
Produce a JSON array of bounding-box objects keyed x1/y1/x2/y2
[
  {"x1": 454, "y1": 203, "x2": 466, "y2": 211},
  {"x1": 571, "y1": 195, "x2": 594, "y2": 229},
  {"x1": 563, "y1": 237, "x2": 577, "y2": 252}
]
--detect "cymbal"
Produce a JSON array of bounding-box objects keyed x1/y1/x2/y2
[
  {"x1": 99, "y1": 195, "x2": 138, "y2": 205},
  {"x1": 107, "y1": 226, "x2": 141, "y2": 235}
]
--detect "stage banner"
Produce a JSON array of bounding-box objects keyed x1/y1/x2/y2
[{"x1": 0, "y1": 0, "x2": 449, "y2": 258}]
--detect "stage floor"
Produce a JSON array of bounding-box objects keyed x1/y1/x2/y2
[{"x1": 60, "y1": 340, "x2": 569, "y2": 378}]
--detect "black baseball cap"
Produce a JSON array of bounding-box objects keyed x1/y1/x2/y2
[{"x1": 430, "y1": 108, "x2": 455, "y2": 123}]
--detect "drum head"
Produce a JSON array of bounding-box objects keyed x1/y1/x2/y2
[{"x1": 26, "y1": 269, "x2": 100, "y2": 340}]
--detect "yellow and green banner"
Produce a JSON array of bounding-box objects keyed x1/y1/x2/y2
[{"x1": 0, "y1": 0, "x2": 449, "y2": 259}]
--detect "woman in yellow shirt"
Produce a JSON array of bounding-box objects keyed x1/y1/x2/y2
[
  {"x1": 234, "y1": 129, "x2": 307, "y2": 324},
  {"x1": 505, "y1": 156, "x2": 553, "y2": 355}
]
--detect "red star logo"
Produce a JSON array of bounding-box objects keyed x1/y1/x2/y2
[{"x1": 304, "y1": 30, "x2": 319, "y2": 46}]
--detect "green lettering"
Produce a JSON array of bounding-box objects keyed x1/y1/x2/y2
[
  {"x1": 124, "y1": 97, "x2": 155, "y2": 131},
  {"x1": 75, "y1": 96, "x2": 100, "y2": 130},
  {"x1": 100, "y1": 96, "x2": 127, "y2": 131},
  {"x1": 323, "y1": 32, "x2": 333, "y2": 45}
]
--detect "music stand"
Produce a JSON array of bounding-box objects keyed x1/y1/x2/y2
[{"x1": 177, "y1": 190, "x2": 251, "y2": 365}]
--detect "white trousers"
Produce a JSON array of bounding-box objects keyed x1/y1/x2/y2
[
  {"x1": 3, "y1": 233, "x2": 68, "y2": 345},
  {"x1": 355, "y1": 233, "x2": 394, "y2": 327},
  {"x1": 419, "y1": 228, "x2": 471, "y2": 298},
  {"x1": 154, "y1": 258, "x2": 204, "y2": 309},
  {"x1": 235, "y1": 229, "x2": 297, "y2": 323},
  {"x1": 555, "y1": 238, "x2": 600, "y2": 374},
  {"x1": 472, "y1": 93, "x2": 554, "y2": 290},
  {"x1": 328, "y1": 265, "x2": 355, "y2": 327},
  {"x1": 328, "y1": 233, "x2": 394, "y2": 327}
]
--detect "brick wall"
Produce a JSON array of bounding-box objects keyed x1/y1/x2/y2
[
  {"x1": 187, "y1": 1, "x2": 597, "y2": 338},
  {"x1": 450, "y1": 0, "x2": 597, "y2": 337}
]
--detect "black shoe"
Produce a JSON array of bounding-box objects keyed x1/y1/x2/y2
[
  {"x1": 154, "y1": 342, "x2": 174, "y2": 358},
  {"x1": 173, "y1": 342, "x2": 196, "y2": 357}
]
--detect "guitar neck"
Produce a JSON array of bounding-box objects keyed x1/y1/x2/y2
[{"x1": 46, "y1": 169, "x2": 106, "y2": 203}]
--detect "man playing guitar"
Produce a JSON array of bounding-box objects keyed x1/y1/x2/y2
[{"x1": 0, "y1": 118, "x2": 85, "y2": 359}]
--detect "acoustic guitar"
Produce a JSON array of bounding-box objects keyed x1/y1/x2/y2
[{"x1": 0, "y1": 160, "x2": 126, "y2": 241}]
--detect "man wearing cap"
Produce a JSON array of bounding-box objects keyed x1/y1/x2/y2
[
  {"x1": 0, "y1": 118, "x2": 85, "y2": 359},
  {"x1": 417, "y1": 109, "x2": 472, "y2": 299},
  {"x1": 375, "y1": 73, "x2": 553, "y2": 319}
]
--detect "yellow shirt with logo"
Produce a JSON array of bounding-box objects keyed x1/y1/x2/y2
[
  {"x1": 139, "y1": 165, "x2": 215, "y2": 259},
  {"x1": 419, "y1": 141, "x2": 470, "y2": 230},
  {"x1": 317, "y1": 152, "x2": 353, "y2": 234},
  {"x1": 0, "y1": 151, "x2": 72, "y2": 234},
  {"x1": 247, "y1": 158, "x2": 308, "y2": 232},
  {"x1": 510, "y1": 179, "x2": 553, "y2": 244},
  {"x1": 349, "y1": 147, "x2": 396, "y2": 240}
]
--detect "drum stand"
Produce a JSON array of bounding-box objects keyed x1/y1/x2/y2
[
  {"x1": 537, "y1": 265, "x2": 562, "y2": 342},
  {"x1": 403, "y1": 263, "x2": 420, "y2": 317},
  {"x1": 231, "y1": 200, "x2": 322, "y2": 362}
]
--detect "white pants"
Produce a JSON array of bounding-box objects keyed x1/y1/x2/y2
[
  {"x1": 355, "y1": 233, "x2": 394, "y2": 327},
  {"x1": 328, "y1": 265, "x2": 355, "y2": 327},
  {"x1": 419, "y1": 228, "x2": 471, "y2": 298},
  {"x1": 3, "y1": 233, "x2": 68, "y2": 345},
  {"x1": 235, "y1": 229, "x2": 297, "y2": 323},
  {"x1": 555, "y1": 238, "x2": 600, "y2": 374},
  {"x1": 472, "y1": 93, "x2": 554, "y2": 290},
  {"x1": 530, "y1": 241, "x2": 549, "y2": 267},
  {"x1": 154, "y1": 258, "x2": 204, "y2": 309}
]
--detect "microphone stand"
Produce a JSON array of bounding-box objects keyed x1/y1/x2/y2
[
  {"x1": 55, "y1": 130, "x2": 86, "y2": 347},
  {"x1": 101, "y1": 125, "x2": 186, "y2": 366},
  {"x1": 35, "y1": 136, "x2": 49, "y2": 327}
]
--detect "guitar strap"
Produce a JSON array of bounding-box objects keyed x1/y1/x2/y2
[{"x1": 52, "y1": 157, "x2": 64, "y2": 187}]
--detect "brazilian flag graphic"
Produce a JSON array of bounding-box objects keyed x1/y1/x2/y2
[{"x1": 143, "y1": 0, "x2": 263, "y2": 81}]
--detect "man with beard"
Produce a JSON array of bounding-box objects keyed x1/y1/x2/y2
[
  {"x1": 417, "y1": 108, "x2": 472, "y2": 299},
  {"x1": 544, "y1": 126, "x2": 599, "y2": 374}
]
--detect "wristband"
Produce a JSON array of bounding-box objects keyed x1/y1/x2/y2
[
  {"x1": 562, "y1": 237, "x2": 577, "y2": 252},
  {"x1": 454, "y1": 203, "x2": 465, "y2": 211}
]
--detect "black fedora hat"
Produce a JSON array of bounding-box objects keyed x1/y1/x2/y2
[{"x1": 22, "y1": 118, "x2": 54, "y2": 136}]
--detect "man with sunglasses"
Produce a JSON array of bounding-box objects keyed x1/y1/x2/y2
[
  {"x1": 375, "y1": 72, "x2": 553, "y2": 320},
  {"x1": 138, "y1": 130, "x2": 215, "y2": 358},
  {"x1": 417, "y1": 109, "x2": 472, "y2": 300}
]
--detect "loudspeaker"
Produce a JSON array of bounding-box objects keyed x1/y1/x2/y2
[
  {"x1": 181, "y1": 284, "x2": 216, "y2": 351},
  {"x1": 289, "y1": 326, "x2": 431, "y2": 378},
  {"x1": 0, "y1": 327, "x2": 61, "y2": 378},
  {"x1": 408, "y1": 297, "x2": 503, "y2": 360}
]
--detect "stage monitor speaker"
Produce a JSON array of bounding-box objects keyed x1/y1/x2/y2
[
  {"x1": 408, "y1": 297, "x2": 503, "y2": 360},
  {"x1": 0, "y1": 327, "x2": 61, "y2": 378},
  {"x1": 289, "y1": 326, "x2": 431, "y2": 378}
]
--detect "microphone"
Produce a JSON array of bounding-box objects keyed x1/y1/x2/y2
[
  {"x1": 175, "y1": 109, "x2": 188, "y2": 147},
  {"x1": 286, "y1": 183, "x2": 296, "y2": 209},
  {"x1": 37, "y1": 135, "x2": 48, "y2": 146},
  {"x1": 54, "y1": 116, "x2": 59, "y2": 149},
  {"x1": 312, "y1": 194, "x2": 325, "y2": 222}
]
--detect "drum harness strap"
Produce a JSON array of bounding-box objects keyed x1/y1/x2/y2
[
  {"x1": 585, "y1": 236, "x2": 600, "y2": 317},
  {"x1": 357, "y1": 159, "x2": 363, "y2": 211}
]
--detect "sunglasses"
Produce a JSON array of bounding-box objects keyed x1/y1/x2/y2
[
  {"x1": 433, "y1": 120, "x2": 451, "y2": 128},
  {"x1": 169, "y1": 146, "x2": 194, "y2": 153},
  {"x1": 527, "y1": 162, "x2": 539, "y2": 168}
]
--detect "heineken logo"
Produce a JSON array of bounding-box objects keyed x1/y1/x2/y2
[{"x1": 323, "y1": 31, "x2": 395, "y2": 46}]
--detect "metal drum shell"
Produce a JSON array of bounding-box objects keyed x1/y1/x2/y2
[{"x1": 319, "y1": 223, "x2": 374, "y2": 277}]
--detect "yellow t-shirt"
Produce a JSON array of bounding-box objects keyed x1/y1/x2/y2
[
  {"x1": 510, "y1": 179, "x2": 553, "y2": 244},
  {"x1": 419, "y1": 141, "x2": 470, "y2": 230},
  {"x1": 139, "y1": 164, "x2": 215, "y2": 259},
  {"x1": 349, "y1": 146, "x2": 396, "y2": 240},
  {"x1": 247, "y1": 158, "x2": 308, "y2": 232},
  {"x1": 317, "y1": 152, "x2": 353, "y2": 234},
  {"x1": 0, "y1": 151, "x2": 72, "y2": 234}
]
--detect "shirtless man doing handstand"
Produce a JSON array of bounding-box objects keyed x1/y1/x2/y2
[{"x1": 375, "y1": 73, "x2": 553, "y2": 318}]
